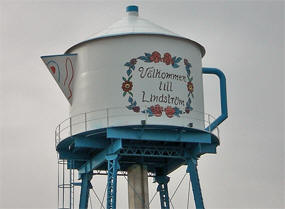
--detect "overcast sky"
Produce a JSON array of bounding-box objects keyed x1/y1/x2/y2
[{"x1": 0, "y1": 1, "x2": 284, "y2": 209}]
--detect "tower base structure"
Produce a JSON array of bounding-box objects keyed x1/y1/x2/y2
[{"x1": 56, "y1": 125, "x2": 220, "y2": 209}]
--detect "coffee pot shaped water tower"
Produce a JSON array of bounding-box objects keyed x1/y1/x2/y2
[{"x1": 41, "y1": 5, "x2": 227, "y2": 209}]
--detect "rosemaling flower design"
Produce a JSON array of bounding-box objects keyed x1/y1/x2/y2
[{"x1": 121, "y1": 51, "x2": 194, "y2": 117}]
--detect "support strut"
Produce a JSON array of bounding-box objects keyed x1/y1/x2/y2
[
  {"x1": 187, "y1": 158, "x2": 205, "y2": 209},
  {"x1": 106, "y1": 154, "x2": 119, "y2": 209},
  {"x1": 155, "y1": 175, "x2": 170, "y2": 209},
  {"x1": 79, "y1": 172, "x2": 92, "y2": 209}
]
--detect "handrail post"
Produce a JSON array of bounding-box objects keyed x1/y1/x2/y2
[
  {"x1": 84, "y1": 113, "x2": 87, "y2": 131},
  {"x1": 217, "y1": 127, "x2": 220, "y2": 138},
  {"x1": 145, "y1": 105, "x2": 147, "y2": 123},
  {"x1": 207, "y1": 114, "x2": 211, "y2": 132},
  {"x1": 106, "y1": 108, "x2": 109, "y2": 127},
  {"x1": 70, "y1": 117, "x2": 72, "y2": 136},
  {"x1": 58, "y1": 124, "x2": 61, "y2": 143},
  {"x1": 55, "y1": 128, "x2": 57, "y2": 148}
]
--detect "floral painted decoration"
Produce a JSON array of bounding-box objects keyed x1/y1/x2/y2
[
  {"x1": 137, "y1": 51, "x2": 182, "y2": 68},
  {"x1": 122, "y1": 51, "x2": 194, "y2": 118}
]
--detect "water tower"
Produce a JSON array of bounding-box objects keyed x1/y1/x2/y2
[{"x1": 41, "y1": 5, "x2": 227, "y2": 209}]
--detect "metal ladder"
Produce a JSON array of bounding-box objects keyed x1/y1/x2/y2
[{"x1": 58, "y1": 159, "x2": 75, "y2": 209}]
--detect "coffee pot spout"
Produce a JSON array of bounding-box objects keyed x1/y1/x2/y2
[{"x1": 41, "y1": 54, "x2": 77, "y2": 104}]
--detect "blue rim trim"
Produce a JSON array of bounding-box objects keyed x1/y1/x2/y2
[
  {"x1": 40, "y1": 53, "x2": 77, "y2": 58},
  {"x1": 202, "y1": 67, "x2": 228, "y2": 131},
  {"x1": 126, "y1": 5, "x2": 138, "y2": 12}
]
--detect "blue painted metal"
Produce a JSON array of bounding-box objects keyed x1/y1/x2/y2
[
  {"x1": 74, "y1": 136, "x2": 109, "y2": 149},
  {"x1": 120, "y1": 144, "x2": 185, "y2": 159},
  {"x1": 191, "y1": 143, "x2": 217, "y2": 157},
  {"x1": 59, "y1": 151, "x2": 91, "y2": 160},
  {"x1": 155, "y1": 176, "x2": 170, "y2": 209},
  {"x1": 57, "y1": 125, "x2": 222, "y2": 208},
  {"x1": 107, "y1": 126, "x2": 212, "y2": 143},
  {"x1": 202, "y1": 67, "x2": 228, "y2": 131},
  {"x1": 126, "y1": 5, "x2": 138, "y2": 12},
  {"x1": 79, "y1": 173, "x2": 92, "y2": 209},
  {"x1": 78, "y1": 139, "x2": 122, "y2": 176},
  {"x1": 106, "y1": 154, "x2": 119, "y2": 209},
  {"x1": 40, "y1": 53, "x2": 77, "y2": 58},
  {"x1": 186, "y1": 159, "x2": 204, "y2": 209}
]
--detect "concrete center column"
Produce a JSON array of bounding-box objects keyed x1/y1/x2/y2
[{"x1": 127, "y1": 164, "x2": 149, "y2": 209}]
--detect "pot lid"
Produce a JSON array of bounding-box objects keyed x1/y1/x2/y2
[{"x1": 66, "y1": 5, "x2": 205, "y2": 56}]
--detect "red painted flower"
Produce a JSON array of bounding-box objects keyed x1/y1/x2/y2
[
  {"x1": 50, "y1": 66, "x2": 56, "y2": 74},
  {"x1": 185, "y1": 107, "x2": 190, "y2": 114},
  {"x1": 187, "y1": 82, "x2": 194, "y2": 93},
  {"x1": 163, "y1": 53, "x2": 174, "y2": 65},
  {"x1": 130, "y1": 58, "x2": 137, "y2": 66},
  {"x1": 150, "y1": 104, "x2": 163, "y2": 117},
  {"x1": 122, "y1": 81, "x2": 133, "y2": 92},
  {"x1": 132, "y1": 106, "x2": 140, "y2": 113},
  {"x1": 150, "y1": 51, "x2": 161, "y2": 63},
  {"x1": 165, "y1": 106, "x2": 175, "y2": 118}
]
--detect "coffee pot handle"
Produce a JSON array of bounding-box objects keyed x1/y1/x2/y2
[{"x1": 202, "y1": 67, "x2": 228, "y2": 131}]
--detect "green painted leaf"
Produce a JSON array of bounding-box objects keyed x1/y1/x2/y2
[
  {"x1": 172, "y1": 63, "x2": 179, "y2": 68},
  {"x1": 123, "y1": 92, "x2": 127, "y2": 97},
  {"x1": 176, "y1": 57, "x2": 182, "y2": 63}
]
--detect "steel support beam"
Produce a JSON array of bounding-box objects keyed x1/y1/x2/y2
[
  {"x1": 106, "y1": 154, "x2": 119, "y2": 209},
  {"x1": 79, "y1": 173, "x2": 92, "y2": 209},
  {"x1": 107, "y1": 127, "x2": 212, "y2": 143},
  {"x1": 120, "y1": 145, "x2": 184, "y2": 159},
  {"x1": 155, "y1": 175, "x2": 170, "y2": 209},
  {"x1": 78, "y1": 139, "x2": 122, "y2": 176},
  {"x1": 187, "y1": 159, "x2": 205, "y2": 209}
]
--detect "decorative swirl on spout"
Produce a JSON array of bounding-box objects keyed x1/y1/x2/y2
[{"x1": 65, "y1": 57, "x2": 74, "y2": 100}]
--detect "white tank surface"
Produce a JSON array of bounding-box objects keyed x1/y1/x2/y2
[{"x1": 41, "y1": 5, "x2": 207, "y2": 134}]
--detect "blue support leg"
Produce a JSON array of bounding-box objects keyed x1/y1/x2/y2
[
  {"x1": 155, "y1": 175, "x2": 170, "y2": 209},
  {"x1": 79, "y1": 173, "x2": 92, "y2": 209},
  {"x1": 106, "y1": 154, "x2": 119, "y2": 209},
  {"x1": 187, "y1": 159, "x2": 205, "y2": 209}
]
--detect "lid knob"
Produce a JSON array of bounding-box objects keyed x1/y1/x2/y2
[{"x1": 126, "y1": 5, "x2": 138, "y2": 16}]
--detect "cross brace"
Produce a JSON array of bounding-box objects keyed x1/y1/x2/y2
[{"x1": 120, "y1": 145, "x2": 184, "y2": 159}]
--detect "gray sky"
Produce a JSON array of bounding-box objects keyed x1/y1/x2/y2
[{"x1": 0, "y1": 0, "x2": 284, "y2": 209}]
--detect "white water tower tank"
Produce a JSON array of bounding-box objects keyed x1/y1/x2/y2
[{"x1": 42, "y1": 5, "x2": 206, "y2": 133}]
